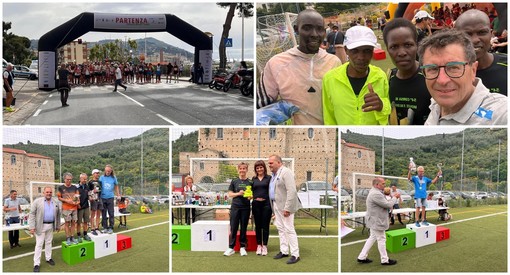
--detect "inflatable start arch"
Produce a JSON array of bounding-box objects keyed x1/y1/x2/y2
[{"x1": 38, "y1": 12, "x2": 213, "y2": 90}]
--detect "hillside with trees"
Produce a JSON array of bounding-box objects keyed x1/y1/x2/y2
[
  {"x1": 342, "y1": 128, "x2": 507, "y2": 192},
  {"x1": 5, "y1": 128, "x2": 169, "y2": 195},
  {"x1": 171, "y1": 130, "x2": 198, "y2": 173}
]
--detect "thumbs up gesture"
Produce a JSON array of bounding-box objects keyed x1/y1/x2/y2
[{"x1": 362, "y1": 83, "x2": 383, "y2": 112}]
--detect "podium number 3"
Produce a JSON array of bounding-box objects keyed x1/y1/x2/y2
[
  {"x1": 402, "y1": 237, "x2": 408, "y2": 246},
  {"x1": 80, "y1": 247, "x2": 86, "y2": 257},
  {"x1": 172, "y1": 233, "x2": 179, "y2": 244}
]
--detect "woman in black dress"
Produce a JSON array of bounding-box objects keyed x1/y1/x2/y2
[{"x1": 251, "y1": 160, "x2": 272, "y2": 256}]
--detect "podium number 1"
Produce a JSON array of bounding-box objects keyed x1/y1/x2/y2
[
  {"x1": 425, "y1": 231, "x2": 429, "y2": 238},
  {"x1": 204, "y1": 229, "x2": 215, "y2": 241},
  {"x1": 172, "y1": 233, "x2": 179, "y2": 244},
  {"x1": 104, "y1": 240, "x2": 109, "y2": 249}
]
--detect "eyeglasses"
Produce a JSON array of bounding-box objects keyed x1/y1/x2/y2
[{"x1": 420, "y1": 61, "x2": 469, "y2": 80}]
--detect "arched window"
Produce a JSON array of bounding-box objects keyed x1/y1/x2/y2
[
  {"x1": 308, "y1": 128, "x2": 314, "y2": 139},
  {"x1": 357, "y1": 151, "x2": 362, "y2": 158},
  {"x1": 38, "y1": 160, "x2": 42, "y2": 167},
  {"x1": 10, "y1": 155, "x2": 16, "y2": 165}
]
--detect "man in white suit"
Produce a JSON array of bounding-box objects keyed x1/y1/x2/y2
[
  {"x1": 268, "y1": 155, "x2": 302, "y2": 264},
  {"x1": 29, "y1": 186, "x2": 62, "y2": 272},
  {"x1": 357, "y1": 178, "x2": 400, "y2": 265}
]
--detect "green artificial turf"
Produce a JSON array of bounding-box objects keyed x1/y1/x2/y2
[
  {"x1": 341, "y1": 204, "x2": 507, "y2": 272},
  {"x1": 3, "y1": 210, "x2": 169, "y2": 272},
  {"x1": 172, "y1": 217, "x2": 339, "y2": 272}
]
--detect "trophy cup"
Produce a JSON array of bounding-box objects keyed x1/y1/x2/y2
[
  {"x1": 437, "y1": 163, "x2": 443, "y2": 178},
  {"x1": 409, "y1": 157, "x2": 417, "y2": 173}
]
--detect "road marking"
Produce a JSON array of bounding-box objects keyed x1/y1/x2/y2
[
  {"x1": 33, "y1": 109, "x2": 42, "y2": 117},
  {"x1": 48, "y1": 94, "x2": 53, "y2": 98},
  {"x1": 42, "y1": 100, "x2": 48, "y2": 105},
  {"x1": 117, "y1": 90, "x2": 144, "y2": 107},
  {"x1": 156, "y1": 114, "x2": 179, "y2": 125},
  {"x1": 2, "y1": 221, "x2": 169, "y2": 262},
  {"x1": 341, "y1": 211, "x2": 507, "y2": 247}
]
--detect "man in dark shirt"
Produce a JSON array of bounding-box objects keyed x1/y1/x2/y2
[
  {"x1": 383, "y1": 18, "x2": 431, "y2": 125},
  {"x1": 455, "y1": 9, "x2": 507, "y2": 95},
  {"x1": 76, "y1": 173, "x2": 91, "y2": 242}
]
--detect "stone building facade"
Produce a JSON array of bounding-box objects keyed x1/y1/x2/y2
[
  {"x1": 340, "y1": 140, "x2": 375, "y2": 190},
  {"x1": 3, "y1": 148, "x2": 55, "y2": 198},
  {"x1": 179, "y1": 128, "x2": 337, "y2": 186}
]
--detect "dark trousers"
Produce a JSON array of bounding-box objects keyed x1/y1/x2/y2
[
  {"x1": 229, "y1": 207, "x2": 250, "y2": 249},
  {"x1": 252, "y1": 200, "x2": 271, "y2": 245},
  {"x1": 390, "y1": 203, "x2": 403, "y2": 224},
  {"x1": 114, "y1": 79, "x2": 127, "y2": 91},
  {"x1": 59, "y1": 87, "x2": 69, "y2": 106},
  {"x1": 8, "y1": 217, "x2": 20, "y2": 246},
  {"x1": 101, "y1": 198, "x2": 115, "y2": 229},
  {"x1": 185, "y1": 208, "x2": 196, "y2": 225}
]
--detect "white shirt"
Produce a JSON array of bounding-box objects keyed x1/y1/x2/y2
[{"x1": 115, "y1": 67, "x2": 122, "y2": 80}]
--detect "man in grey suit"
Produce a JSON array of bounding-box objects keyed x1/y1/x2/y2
[
  {"x1": 268, "y1": 155, "x2": 302, "y2": 264},
  {"x1": 357, "y1": 178, "x2": 400, "y2": 265},
  {"x1": 29, "y1": 187, "x2": 62, "y2": 272}
]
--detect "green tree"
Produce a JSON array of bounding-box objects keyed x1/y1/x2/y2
[
  {"x1": 215, "y1": 164, "x2": 238, "y2": 183},
  {"x1": 443, "y1": 182, "x2": 453, "y2": 191},
  {"x1": 124, "y1": 186, "x2": 133, "y2": 195},
  {"x1": 3, "y1": 21, "x2": 33, "y2": 65},
  {"x1": 217, "y1": 3, "x2": 254, "y2": 69}
]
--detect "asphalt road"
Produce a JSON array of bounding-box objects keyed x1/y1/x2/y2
[{"x1": 3, "y1": 79, "x2": 254, "y2": 125}]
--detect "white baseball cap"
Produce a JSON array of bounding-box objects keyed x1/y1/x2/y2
[
  {"x1": 344, "y1": 26, "x2": 377, "y2": 50},
  {"x1": 92, "y1": 169, "x2": 101, "y2": 174},
  {"x1": 415, "y1": 10, "x2": 434, "y2": 20}
]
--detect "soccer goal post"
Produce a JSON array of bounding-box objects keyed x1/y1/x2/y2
[
  {"x1": 189, "y1": 157, "x2": 294, "y2": 190},
  {"x1": 29, "y1": 181, "x2": 64, "y2": 205}
]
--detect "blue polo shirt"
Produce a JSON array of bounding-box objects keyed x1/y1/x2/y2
[
  {"x1": 411, "y1": 176, "x2": 432, "y2": 199},
  {"x1": 99, "y1": 175, "x2": 117, "y2": 199}
]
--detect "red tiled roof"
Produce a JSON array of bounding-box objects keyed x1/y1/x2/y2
[
  {"x1": 343, "y1": 142, "x2": 373, "y2": 151},
  {"x1": 3, "y1": 147, "x2": 52, "y2": 159}
]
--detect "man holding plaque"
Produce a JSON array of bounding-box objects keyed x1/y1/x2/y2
[
  {"x1": 224, "y1": 162, "x2": 253, "y2": 257},
  {"x1": 408, "y1": 165, "x2": 440, "y2": 227}
]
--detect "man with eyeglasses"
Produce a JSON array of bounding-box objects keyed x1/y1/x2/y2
[
  {"x1": 455, "y1": 9, "x2": 507, "y2": 96},
  {"x1": 418, "y1": 29, "x2": 507, "y2": 125}
]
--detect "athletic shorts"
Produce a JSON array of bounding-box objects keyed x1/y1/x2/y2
[
  {"x1": 415, "y1": 198, "x2": 427, "y2": 208},
  {"x1": 62, "y1": 209, "x2": 78, "y2": 222},
  {"x1": 77, "y1": 207, "x2": 90, "y2": 224},
  {"x1": 90, "y1": 199, "x2": 103, "y2": 211}
]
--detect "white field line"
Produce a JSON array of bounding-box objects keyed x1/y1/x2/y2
[
  {"x1": 341, "y1": 211, "x2": 507, "y2": 247},
  {"x1": 117, "y1": 90, "x2": 144, "y2": 107},
  {"x1": 3, "y1": 221, "x2": 169, "y2": 262}
]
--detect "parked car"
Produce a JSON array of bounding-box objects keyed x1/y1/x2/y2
[
  {"x1": 430, "y1": 191, "x2": 452, "y2": 200},
  {"x1": 340, "y1": 188, "x2": 351, "y2": 203},
  {"x1": 355, "y1": 188, "x2": 371, "y2": 201},
  {"x1": 488, "y1": 192, "x2": 499, "y2": 198},
  {"x1": 126, "y1": 196, "x2": 140, "y2": 205},
  {"x1": 476, "y1": 192, "x2": 488, "y2": 199},
  {"x1": 397, "y1": 189, "x2": 412, "y2": 202},
  {"x1": 13, "y1": 65, "x2": 38, "y2": 80},
  {"x1": 497, "y1": 191, "x2": 506, "y2": 198},
  {"x1": 298, "y1": 181, "x2": 337, "y2": 203},
  {"x1": 158, "y1": 195, "x2": 170, "y2": 204},
  {"x1": 444, "y1": 191, "x2": 457, "y2": 199}
]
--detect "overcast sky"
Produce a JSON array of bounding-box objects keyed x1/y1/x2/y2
[
  {"x1": 3, "y1": 127, "x2": 154, "y2": 147},
  {"x1": 3, "y1": 2, "x2": 255, "y2": 61},
  {"x1": 171, "y1": 127, "x2": 198, "y2": 141},
  {"x1": 340, "y1": 127, "x2": 467, "y2": 139}
]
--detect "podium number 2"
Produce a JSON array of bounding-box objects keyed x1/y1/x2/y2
[
  {"x1": 172, "y1": 233, "x2": 179, "y2": 244},
  {"x1": 402, "y1": 237, "x2": 408, "y2": 246},
  {"x1": 80, "y1": 247, "x2": 86, "y2": 257}
]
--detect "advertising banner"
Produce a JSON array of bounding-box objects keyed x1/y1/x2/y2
[{"x1": 94, "y1": 13, "x2": 166, "y2": 30}]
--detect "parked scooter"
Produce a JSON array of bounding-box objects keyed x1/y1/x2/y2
[{"x1": 239, "y1": 69, "x2": 253, "y2": 97}]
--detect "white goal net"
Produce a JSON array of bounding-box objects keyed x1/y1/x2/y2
[{"x1": 256, "y1": 12, "x2": 298, "y2": 72}]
